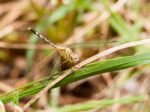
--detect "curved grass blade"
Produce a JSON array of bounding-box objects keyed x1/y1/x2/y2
[
  {"x1": 0, "y1": 52, "x2": 150, "y2": 103},
  {"x1": 54, "y1": 52, "x2": 150, "y2": 87}
]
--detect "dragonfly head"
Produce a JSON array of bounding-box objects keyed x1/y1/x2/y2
[{"x1": 72, "y1": 53, "x2": 79, "y2": 63}]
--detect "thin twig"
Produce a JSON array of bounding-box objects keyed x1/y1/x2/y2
[{"x1": 23, "y1": 39, "x2": 150, "y2": 110}]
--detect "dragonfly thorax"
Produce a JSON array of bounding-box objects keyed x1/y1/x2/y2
[{"x1": 57, "y1": 46, "x2": 79, "y2": 64}]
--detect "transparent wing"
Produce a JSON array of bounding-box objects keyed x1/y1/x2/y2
[
  {"x1": 26, "y1": 51, "x2": 56, "y2": 79},
  {"x1": 48, "y1": 52, "x2": 61, "y2": 80},
  {"x1": 67, "y1": 39, "x2": 117, "y2": 49}
]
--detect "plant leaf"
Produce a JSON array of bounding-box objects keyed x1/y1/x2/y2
[{"x1": 1, "y1": 53, "x2": 150, "y2": 103}]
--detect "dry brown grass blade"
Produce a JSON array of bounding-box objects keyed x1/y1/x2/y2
[
  {"x1": 0, "y1": 42, "x2": 52, "y2": 50},
  {"x1": 0, "y1": 21, "x2": 27, "y2": 39},
  {"x1": 0, "y1": 82, "x2": 13, "y2": 93},
  {"x1": 0, "y1": 1, "x2": 27, "y2": 28},
  {"x1": 0, "y1": 1, "x2": 18, "y2": 14},
  {"x1": 23, "y1": 39, "x2": 150, "y2": 110}
]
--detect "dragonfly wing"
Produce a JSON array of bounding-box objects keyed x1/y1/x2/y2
[
  {"x1": 67, "y1": 39, "x2": 117, "y2": 48},
  {"x1": 49, "y1": 52, "x2": 61, "y2": 80}
]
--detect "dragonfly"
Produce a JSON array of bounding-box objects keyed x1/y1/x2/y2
[
  {"x1": 28, "y1": 28, "x2": 116, "y2": 77},
  {"x1": 28, "y1": 28, "x2": 79, "y2": 70},
  {"x1": 28, "y1": 27, "x2": 116, "y2": 70},
  {"x1": 23, "y1": 28, "x2": 117, "y2": 110}
]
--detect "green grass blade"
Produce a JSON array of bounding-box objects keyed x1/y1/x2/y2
[
  {"x1": 57, "y1": 96, "x2": 145, "y2": 112},
  {"x1": 55, "y1": 52, "x2": 150, "y2": 86},
  {"x1": 12, "y1": 91, "x2": 19, "y2": 105},
  {"x1": 48, "y1": 4, "x2": 76, "y2": 24},
  {"x1": 101, "y1": 0, "x2": 141, "y2": 43},
  {"x1": 1, "y1": 53, "x2": 150, "y2": 103},
  {"x1": 48, "y1": 0, "x2": 91, "y2": 24},
  {"x1": 110, "y1": 13, "x2": 131, "y2": 36}
]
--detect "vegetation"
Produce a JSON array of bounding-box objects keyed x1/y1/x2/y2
[{"x1": 0, "y1": 0, "x2": 150, "y2": 111}]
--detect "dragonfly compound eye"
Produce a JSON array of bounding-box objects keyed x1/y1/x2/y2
[{"x1": 73, "y1": 54, "x2": 79, "y2": 62}]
